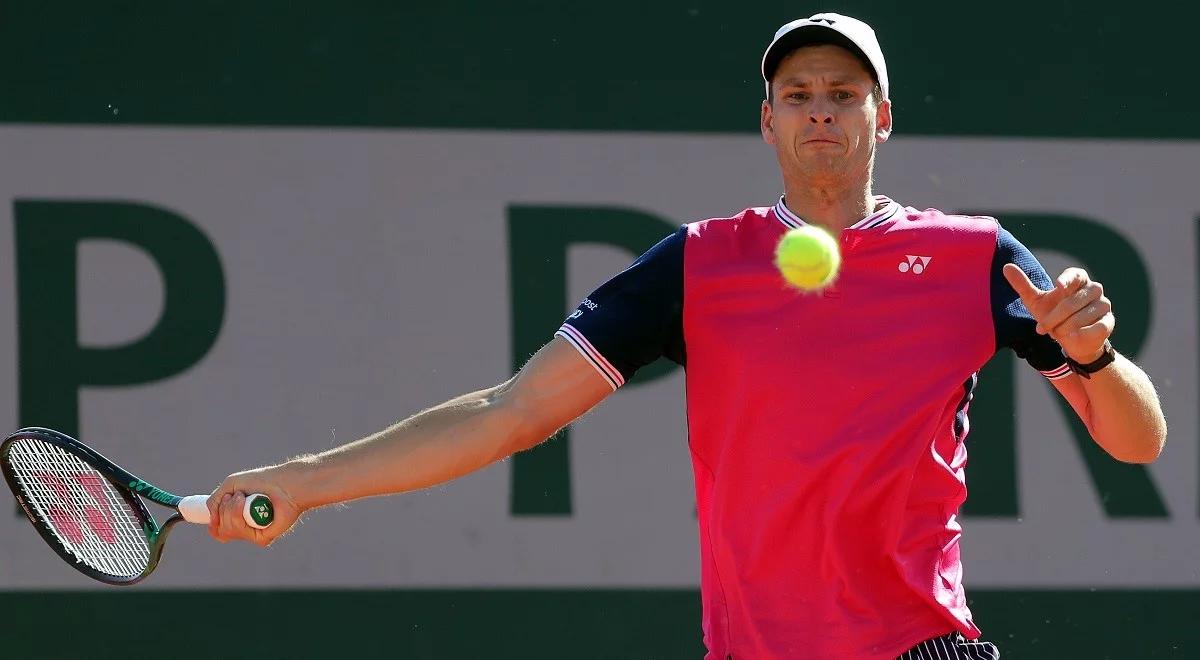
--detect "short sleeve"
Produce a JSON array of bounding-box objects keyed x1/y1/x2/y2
[
  {"x1": 555, "y1": 227, "x2": 687, "y2": 390},
  {"x1": 990, "y1": 226, "x2": 1071, "y2": 380}
]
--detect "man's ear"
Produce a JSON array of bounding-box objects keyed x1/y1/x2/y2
[
  {"x1": 761, "y1": 99, "x2": 776, "y2": 145},
  {"x1": 875, "y1": 98, "x2": 893, "y2": 143}
]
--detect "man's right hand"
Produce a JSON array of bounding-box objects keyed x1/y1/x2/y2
[{"x1": 206, "y1": 463, "x2": 306, "y2": 546}]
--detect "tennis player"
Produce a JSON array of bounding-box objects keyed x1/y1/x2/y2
[{"x1": 207, "y1": 13, "x2": 1166, "y2": 659}]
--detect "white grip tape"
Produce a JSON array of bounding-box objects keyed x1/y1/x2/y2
[
  {"x1": 178, "y1": 495, "x2": 211, "y2": 524},
  {"x1": 177, "y1": 493, "x2": 273, "y2": 529}
]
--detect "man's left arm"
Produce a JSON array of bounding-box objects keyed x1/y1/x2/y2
[{"x1": 1003, "y1": 264, "x2": 1167, "y2": 463}]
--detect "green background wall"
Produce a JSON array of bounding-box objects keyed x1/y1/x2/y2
[
  {"x1": 4, "y1": 1, "x2": 1197, "y2": 138},
  {"x1": 2, "y1": 590, "x2": 1197, "y2": 658}
]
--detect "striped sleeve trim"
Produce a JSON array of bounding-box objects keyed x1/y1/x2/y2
[
  {"x1": 555, "y1": 324, "x2": 625, "y2": 391},
  {"x1": 1040, "y1": 363, "x2": 1072, "y2": 380}
]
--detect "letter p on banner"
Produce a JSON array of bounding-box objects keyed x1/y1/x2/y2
[{"x1": 14, "y1": 200, "x2": 226, "y2": 438}]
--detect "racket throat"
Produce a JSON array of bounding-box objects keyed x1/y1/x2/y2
[{"x1": 126, "y1": 478, "x2": 182, "y2": 507}]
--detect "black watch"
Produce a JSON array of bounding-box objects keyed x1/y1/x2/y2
[{"x1": 1062, "y1": 340, "x2": 1116, "y2": 379}]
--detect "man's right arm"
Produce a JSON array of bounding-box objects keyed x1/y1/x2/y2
[{"x1": 206, "y1": 336, "x2": 614, "y2": 545}]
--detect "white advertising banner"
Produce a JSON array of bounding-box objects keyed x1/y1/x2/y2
[{"x1": 0, "y1": 127, "x2": 1195, "y2": 589}]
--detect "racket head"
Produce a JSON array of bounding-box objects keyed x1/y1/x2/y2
[{"x1": 1, "y1": 427, "x2": 177, "y2": 585}]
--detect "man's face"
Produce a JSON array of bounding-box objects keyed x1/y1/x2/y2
[{"x1": 761, "y1": 44, "x2": 892, "y2": 185}]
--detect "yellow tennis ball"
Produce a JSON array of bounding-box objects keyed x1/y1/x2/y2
[{"x1": 774, "y1": 225, "x2": 841, "y2": 291}]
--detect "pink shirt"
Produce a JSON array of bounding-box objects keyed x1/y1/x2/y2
[{"x1": 557, "y1": 198, "x2": 1069, "y2": 659}]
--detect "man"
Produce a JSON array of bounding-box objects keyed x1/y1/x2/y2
[{"x1": 206, "y1": 13, "x2": 1166, "y2": 659}]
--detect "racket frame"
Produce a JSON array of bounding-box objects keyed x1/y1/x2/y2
[{"x1": 1, "y1": 427, "x2": 190, "y2": 586}]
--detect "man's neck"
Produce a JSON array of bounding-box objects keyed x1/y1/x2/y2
[{"x1": 781, "y1": 181, "x2": 874, "y2": 233}]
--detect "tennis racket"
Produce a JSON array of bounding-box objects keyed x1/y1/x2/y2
[{"x1": 1, "y1": 426, "x2": 274, "y2": 585}]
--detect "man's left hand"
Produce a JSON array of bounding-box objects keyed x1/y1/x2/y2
[{"x1": 1003, "y1": 264, "x2": 1114, "y2": 363}]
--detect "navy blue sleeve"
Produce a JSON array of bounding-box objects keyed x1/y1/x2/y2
[
  {"x1": 990, "y1": 226, "x2": 1070, "y2": 378},
  {"x1": 555, "y1": 226, "x2": 686, "y2": 389}
]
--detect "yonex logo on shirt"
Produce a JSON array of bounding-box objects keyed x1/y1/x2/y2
[{"x1": 899, "y1": 255, "x2": 932, "y2": 274}]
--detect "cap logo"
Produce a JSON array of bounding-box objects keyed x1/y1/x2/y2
[{"x1": 811, "y1": 17, "x2": 836, "y2": 25}]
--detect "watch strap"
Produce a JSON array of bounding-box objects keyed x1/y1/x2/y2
[{"x1": 1063, "y1": 340, "x2": 1116, "y2": 379}]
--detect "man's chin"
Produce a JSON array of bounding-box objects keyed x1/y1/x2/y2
[
  {"x1": 794, "y1": 160, "x2": 875, "y2": 189},
  {"x1": 794, "y1": 157, "x2": 844, "y2": 177}
]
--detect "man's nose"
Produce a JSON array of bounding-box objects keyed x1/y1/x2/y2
[
  {"x1": 808, "y1": 109, "x2": 834, "y2": 124},
  {"x1": 808, "y1": 99, "x2": 835, "y2": 124}
]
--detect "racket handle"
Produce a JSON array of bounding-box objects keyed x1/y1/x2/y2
[{"x1": 178, "y1": 493, "x2": 275, "y2": 529}]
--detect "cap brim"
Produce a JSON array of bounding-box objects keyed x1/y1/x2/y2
[{"x1": 762, "y1": 25, "x2": 875, "y2": 84}]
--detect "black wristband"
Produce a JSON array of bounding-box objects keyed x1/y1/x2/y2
[{"x1": 1063, "y1": 340, "x2": 1116, "y2": 379}]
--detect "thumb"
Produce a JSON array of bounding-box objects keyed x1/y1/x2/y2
[
  {"x1": 206, "y1": 478, "x2": 238, "y2": 522},
  {"x1": 206, "y1": 478, "x2": 242, "y2": 540},
  {"x1": 1002, "y1": 263, "x2": 1045, "y2": 306}
]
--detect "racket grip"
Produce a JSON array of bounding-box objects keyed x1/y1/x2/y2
[{"x1": 177, "y1": 493, "x2": 275, "y2": 529}]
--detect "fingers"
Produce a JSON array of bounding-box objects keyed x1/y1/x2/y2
[
  {"x1": 206, "y1": 481, "x2": 236, "y2": 542},
  {"x1": 1052, "y1": 305, "x2": 1114, "y2": 341},
  {"x1": 1030, "y1": 268, "x2": 1090, "y2": 323},
  {"x1": 217, "y1": 492, "x2": 251, "y2": 541},
  {"x1": 1058, "y1": 312, "x2": 1116, "y2": 361},
  {"x1": 207, "y1": 490, "x2": 252, "y2": 545},
  {"x1": 1002, "y1": 263, "x2": 1043, "y2": 306},
  {"x1": 1054, "y1": 266, "x2": 1090, "y2": 291},
  {"x1": 1040, "y1": 276, "x2": 1114, "y2": 362},
  {"x1": 1009, "y1": 265, "x2": 1099, "y2": 331},
  {"x1": 1071, "y1": 314, "x2": 1116, "y2": 344},
  {"x1": 1036, "y1": 280, "x2": 1105, "y2": 335}
]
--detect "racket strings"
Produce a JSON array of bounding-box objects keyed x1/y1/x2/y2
[{"x1": 6, "y1": 438, "x2": 151, "y2": 577}]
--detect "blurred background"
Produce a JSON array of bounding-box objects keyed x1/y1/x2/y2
[{"x1": 2, "y1": 2, "x2": 1197, "y2": 658}]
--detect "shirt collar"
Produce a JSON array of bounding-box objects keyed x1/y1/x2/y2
[{"x1": 773, "y1": 195, "x2": 901, "y2": 231}]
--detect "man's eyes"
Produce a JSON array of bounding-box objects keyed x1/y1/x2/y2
[{"x1": 786, "y1": 90, "x2": 856, "y2": 103}]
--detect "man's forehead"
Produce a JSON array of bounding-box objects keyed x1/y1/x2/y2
[
  {"x1": 772, "y1": 45, "x2": 878, "y2": 82},
  {"x1": 775, "y1": 75, "x2": 870, "y2": 88}
]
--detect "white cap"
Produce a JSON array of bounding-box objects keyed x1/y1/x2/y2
[{"x1": 761, "y1": 13, "x2": 889, "y2": 101}]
